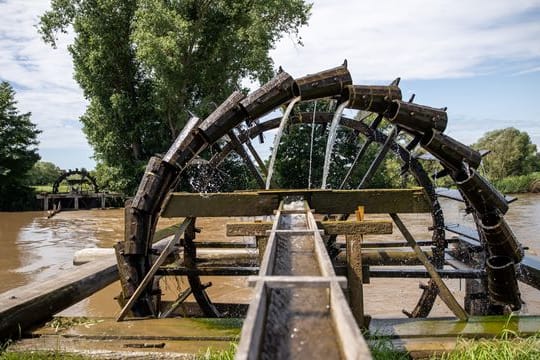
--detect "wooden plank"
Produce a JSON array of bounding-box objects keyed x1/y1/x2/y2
[
  {"x1": 161, "y1": 189, "x2": 431, "y2": 217},
  {"x1": 227, "y1": 222, "x2": 271, "y2": 236},
  {"x1": 227, "y1": 220, "x2": 393, "y2": 236},
  {"x1": 7, "y1": 317, "x2": 242, "y2": 357},
  {"x1": 368, "y1": 268, "x2": 484, "y2": 279},
  {"x1": 0, "y1": 257, "x2": 118, "y2": 340},
  {"x1": 247, "y1": 276, "x2": 347, "y2": 288},
  {"x1": 436, "y1": 187, "x2": 517, "y2": 204},
  {"x1": 311, "y1": 188, "x2": 430, "y2": 214},
  {"x1": 370, "y1": 315, "x2": 540, "y2": 338},
  {"x1": 161, "y1": 192, "x2": 280, "y2": 217},
  {"x1": 330, "y1": 282, "x2": 373, "y2": 359},
  {"x1": 323, "y1": 220, "x2": 393, "y2": 235},
  {"x1": 445, "y1": 223, "x2": 480, "y2": 241}
]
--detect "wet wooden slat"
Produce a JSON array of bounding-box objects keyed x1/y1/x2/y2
[
  {"x1": 227, "y1": 220, "x2": 393, "y2": 236},
  {"x1": 161, "y1": 189, "x2": 431, "y2": 217}
]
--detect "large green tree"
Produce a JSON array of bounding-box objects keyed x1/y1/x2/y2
[
  {"x1": 0, "y1": 81, "x2": 41, "y2": 210},
  {"x1": 40, "y1": 0, "x2": 164, "y2": 194},
  {"x1": 273, "y1": 102, "x2": 396, "y2": 189},
  {"x1": 39, "y1": 0, "x2": 311, "y2": 194},
  {"x1": 26, "y1": 161, "x2": 62, "y2": 185},
  {"x1": 472, "y1": 127, "x2": 540, "y2": 181}
]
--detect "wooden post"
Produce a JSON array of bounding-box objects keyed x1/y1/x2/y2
[
  {"x1": 43, "y1": 195, "x2": 49, "y2": 211},
  {"x1": 74, "y1": 196, "x2": 79, "y2": 210},
  {"x1": 245, "y1": 140, "x2": 268, "y2": 175},
  {"x1": 101, "y1": 194, "x2": 106, "y2": 209},
  {"x1": 348, "y1": 206, "x2": 366, "y2": 328},
  {"x1": 346, "y1": 233, "x2": 365, "y2": 328},
  {"x1": 390, "y1": 213, "x2": 468, "y2": 321},
  {"x1": 464, "y1": 278, "x2": 490, "y2": 315},
  {"x1": 256, "y1": 236, "x2": 268, "y2": 265},
  {"x1": 117, "y1": 218, "x2": 193, "y2": 321}
]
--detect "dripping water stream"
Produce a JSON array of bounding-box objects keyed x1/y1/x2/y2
[
  {"x1": 265, "y1": 96, "x2": 302, "y2": 189},
  {"x1": 321, "y1": 100, "x2": 350, "y2": 189}
]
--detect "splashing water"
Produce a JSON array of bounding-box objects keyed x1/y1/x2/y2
[
  {"x1": 307, "y1": 101, "x2": 317, "y2": 189},
  {"x1": 187, "y1": 161, "x2": 223, "y2": 195},
  {"x1": 321, "y1": 100, "x2": 350, "y2": 189},
  {"x1": 265, "y1": 96, "x2": 302, "y2": 189}
]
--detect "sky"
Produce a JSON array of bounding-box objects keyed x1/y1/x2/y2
[{"x1": 1, "y1": 0, "x2": 539, "y2": 170}]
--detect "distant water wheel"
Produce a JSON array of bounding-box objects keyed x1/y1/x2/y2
[
  {"x1": 52, "y1": 169, "x2": 99, "y2": 194},
  {"x1": 529, "y1": 179, "x2": 540, "y2": 193}
]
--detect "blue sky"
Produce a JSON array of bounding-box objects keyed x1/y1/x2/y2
[{"x1": 1, "y1": 0, "x2": 540, "y2": 170}]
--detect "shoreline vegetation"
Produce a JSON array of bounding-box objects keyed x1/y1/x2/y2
[
  {"x1": 1, "y1": 171, "x2": 538, "y2": 213},
  {"x1": 492, "y1": 172, "x2": 540, "y2": 194}
]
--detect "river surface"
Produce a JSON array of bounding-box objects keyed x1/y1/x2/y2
[{"x1": 0, "y1": 194, "x2": 539, "y2": 319}]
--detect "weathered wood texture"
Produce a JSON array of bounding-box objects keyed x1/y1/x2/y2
[
  {"x1": 117, "y1": 218, "x2": 193, "y2": 321},
  {"x1": 161, "y1": 189, "x2": 431, "y2": 217},
  {"x1": 347, "y1": 234, "x2": 366, "y2": 328},
  {"x1": 227, "y1": 220, "x2": 393, "y2": 236},
  {"x1": 0, "y1": 257, "x2": 117, "y2": 340}
]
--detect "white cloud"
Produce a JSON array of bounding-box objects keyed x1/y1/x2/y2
[
  {"x1": 271, "y1": 0, "x2": 540, "y2": 81},
  {"x1": 1, "y1": 0, "x2": 539, "y2": 170},
  {"x1": 0, "y1": 0, "x2": 92, "y2": 168}
]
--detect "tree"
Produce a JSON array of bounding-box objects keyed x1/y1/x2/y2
[
  {"x1": 472, "y1": 127, "x2": 540, "y2": 181},
  {"x1": 0, "y1": 81, "x2": 41, "y2": 210},
  {"x1": 39, "y1": 0, "x2": 311, "y2": 195},
  {"x1": 26, "y1": 161, "x2": 62, "y2": 185},
  {"x1": 273, "y1": 102, "x2": 395, "y2": 189},
  {"x1": 40, "y1": 0, "x2": 164, "y2": 194}
]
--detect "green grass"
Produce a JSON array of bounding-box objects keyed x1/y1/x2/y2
[
  {"x1": 365, "y1": 331, "x2": 410, "y2": 360},
  {"x1": 31, "y1": 185, "x2": 71, "y2": 193},
  {"x1": 369, "y1": 337, "x2": 410, "y2": 360},
  {"x1": 197, "y1": 342, "x2": 237, "y2": 360},
  {"x1": 433, "y1": 330, "x2": 540, "y2": 360}
]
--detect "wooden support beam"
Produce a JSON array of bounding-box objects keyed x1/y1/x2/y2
[
  {"x1": 226, "y1": 219, "x2": 392, "y2": 237},
  {"x1": 245, "y1": 140, "x2": 268, "y2": 175},
  {"x1": 161, "y1": 189, "x2": 431, "y2": 217},
  {"x1": 0, "y1": 257, "x2": 117, "y2": 340},
  {"x1": 162, "y1": 192, "x2": 279, "y2": 217},
  {"x1": 247, "y1": 275, "x2": 348, "y2": 288},
  {"x1": 347, "y1": 234, "x2": 366, "y2": 328},
  {"x1": 310, "y1": 188, "x2": 430, "y2": 214},
  {"x1": 117, "y1": 218, "x2": 193, "y2": 321},
  {"x1": 390, "y1": 213, "x2": 468, "y2": 321},
  {"x1": 228, "y1": 131, "x2": 266, "y2": 188}
]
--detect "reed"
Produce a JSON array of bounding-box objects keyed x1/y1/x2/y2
[
  {"x1": 433, "y1": 330, "x2": 540, "y2": 360},
  {"x1": 198, "y1": 342, "x2": 237, "y2": 360}
]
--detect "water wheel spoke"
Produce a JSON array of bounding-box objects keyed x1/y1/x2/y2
[{"x1": 357, "y1": 126, "x2": 399, "y2": 189}]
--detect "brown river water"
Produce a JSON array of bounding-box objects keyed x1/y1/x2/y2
[{"x1": 1, "y1": 194, "x2": 539, "y2": 319}]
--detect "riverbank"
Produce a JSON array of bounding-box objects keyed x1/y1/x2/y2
[{"x1": 3, "y1": 326, "x2": 539, "y2": 360}]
